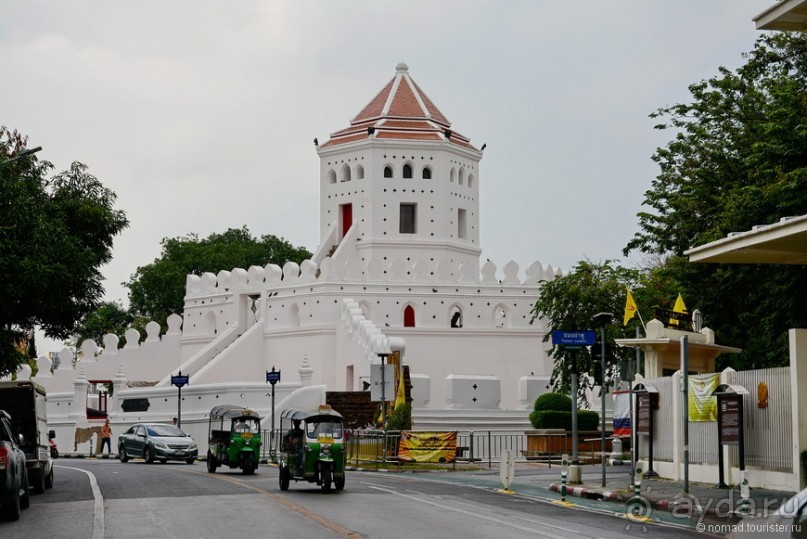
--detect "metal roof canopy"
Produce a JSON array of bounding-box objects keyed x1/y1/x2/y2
[
  {"x1": 685, "y1": 215, "x2": 807, "y2": 265},
  {"x1": 633, "y1": 382, "x2": 659, "y2": 393},
  {"x1": 754, "y1": 0, "x2": 807, "y2": 31},
  {"x1": 712, "y1": 383, "x2": 750, "y2": 396},
  {"x1": 209, "y1": 405, "x2": 262, "y2": 421}
]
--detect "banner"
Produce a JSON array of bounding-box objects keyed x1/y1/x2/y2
[
  {"x1": 612, "y1": 391, "x2": 631, "y2": 437},
  {"x1": 398, "y1": 431, "x2": 457, "y2": 463},
  {"x1": 688, "y1": 373, "x2": 719, "y2": 421}
]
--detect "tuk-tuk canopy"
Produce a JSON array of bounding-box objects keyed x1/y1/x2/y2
[
  {"x1": 209, "y1": 405, "x2": 262, "y2": 422},
  {"x1": 280, "y1": 405, "x2": 343, "y2": 424}
]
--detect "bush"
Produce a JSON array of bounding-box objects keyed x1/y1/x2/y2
[
  {"x1": 533, "y1": 392, "x2": 572, "y2": 412},
  {"x1": 529, "y1": 392, "x2": 598, "y2": 430},
  {"x1": 386, "y1": 403, "x2": 412, "y2": 431}
]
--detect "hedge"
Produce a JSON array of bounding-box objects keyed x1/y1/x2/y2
[
  {"x1": 533, "y1": 392, "x2": 572, "y2": 412},
  {"x1": 529, "y1": 409, "x2": 599, "y2": 430}
]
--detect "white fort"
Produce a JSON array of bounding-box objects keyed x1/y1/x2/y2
[{"x1": 13, "y1": 63, "x2": 561, "y2": 452}]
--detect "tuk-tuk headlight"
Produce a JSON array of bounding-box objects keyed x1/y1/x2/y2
[{"x1": 321, "y1": 444, "x2": 331, "y2": 456}]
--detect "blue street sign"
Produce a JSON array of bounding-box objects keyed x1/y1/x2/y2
[
  {"x1": 551, "y1": 330, "x2": 597, "y2": 346},
  {"x1": 266, "y1": 369, "x2": 281, "y2": 384},
  {"x1": 171, "y1": 375, "x2": 189, "y2": 388}
]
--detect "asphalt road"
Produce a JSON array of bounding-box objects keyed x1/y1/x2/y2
[{"x1": 0, "y1": 459, "x2": 710, "y2": 538}]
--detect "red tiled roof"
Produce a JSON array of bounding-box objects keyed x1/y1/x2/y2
[{"x1": 325, "y1": 63, "x2": 478, "y2": 151}]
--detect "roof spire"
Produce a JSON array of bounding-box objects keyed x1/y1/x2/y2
[{"x1": 395, "y1": 61, "x2": 408, "y2": 73}]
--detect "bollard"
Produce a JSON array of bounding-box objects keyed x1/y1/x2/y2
[
  {"x1": 633, "y1": 466, "x2": 642, "y2": 500},
  {"x1": 561, "y1": 453, "x2": 569, "y2": 502},
  {"x1": 738, "y1": 474, "x2": 751, "y2": 516}
]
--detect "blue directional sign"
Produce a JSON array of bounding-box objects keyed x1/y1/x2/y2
[
  {"x1": 266, "y1": 369, "x2": 281, "y2": 384},
  {"x1": 551, "y1": 330, "x2": 597, "y2": 347},
  {"x1": 171, "y1": 374, "x2": 189, "y2": 388}
]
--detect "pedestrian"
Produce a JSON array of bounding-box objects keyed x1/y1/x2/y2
[
  {"x1": 100, "y1": 419, "x2": 112, "y2": 454},
  {"x1": 172, "y1": 417, "x2": 178, "y2": 426}
]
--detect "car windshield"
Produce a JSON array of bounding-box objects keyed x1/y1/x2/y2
[
  {"x1": 307, "y1": 420, "x2": 343, "y2": 439},
  {"x1": 147, "y1": 425, "x2": 186, "y2": 437}
]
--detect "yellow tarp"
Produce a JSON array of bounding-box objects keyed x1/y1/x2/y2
[{"x1": 688, "y1": 373, "x2": 719, "y2": 421}]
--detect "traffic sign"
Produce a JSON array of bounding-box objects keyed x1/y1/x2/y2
[
  {"x1": 171, "y1": 374, "x2": 189, "y2": 388},
  {"x1": 551, "y1": 330, "x2": 597, "y2": 346},
  {"x1": 266, "y1": 368, "x2": 281, "y2": 385}
]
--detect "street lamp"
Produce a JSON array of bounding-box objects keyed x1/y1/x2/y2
[
  {"x1": 0, "y1": 146, "x2": 42, "y2": 167},
  {"x1": 592, "y1": 312, "x2": 613, "y2": 488}
]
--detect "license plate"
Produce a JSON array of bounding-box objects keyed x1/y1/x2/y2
[
  {"x1": 318, "y1": 435, "x2": 334, "y2": 444},
  {"x1": 242, "y1": 432, "x2": 254, "y2": 439}
]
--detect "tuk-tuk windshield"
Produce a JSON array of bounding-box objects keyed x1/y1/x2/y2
[
  {"x1": 306, "y1": 419, "x2": 343, "y2": 440},
  {"x1": 232, "y1": 418, "x2": 260, "y2": 434}
]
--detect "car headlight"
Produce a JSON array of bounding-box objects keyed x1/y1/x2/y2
[
  {"x1": 153, "y1": 442, "x2": 167, "y2": 449},
  {"x1": 188, "y1": 442, "x2": 197, "y2": 450}
]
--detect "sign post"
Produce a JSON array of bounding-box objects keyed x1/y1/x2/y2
[
  {"x1": 713, "y1": 384, "x2": 749, "y2": 491},
  {"x1": 170, "y1": 371, "x2": 189, "y2": 428},
  {"x1": 266, "y1": 366, "x2": 281, "y2": 461}
]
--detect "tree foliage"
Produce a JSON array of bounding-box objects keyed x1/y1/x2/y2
[
  {"x1": 71, "y1": 301, "x2": 147, "y2": 349},
  {"x1": 625, "y1": 32, "x2": 807, "y2": 369},
  {"x1": 0, "y1": 127, "x2": 129, "y2": 376},
  {"x1": 530, "y1": 261, "x2": 646, "y2": 405},
  {"x1": 125, "y1": 226, "x2": 311, "y2": 328}
]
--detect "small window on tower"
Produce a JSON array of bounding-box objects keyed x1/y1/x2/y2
[
  {"x1": 403, "y1": 164, "x2": 412, "y2": 179},
  {"x1": 458, "y1": 208, "x2": 467, "y2": 239},
  {"x1": 400, "y1": 204, "x2": 416, "y2": 234},
  {"x1": 384, "y1": 166, "x2": 393, "y2": 178},
  {"x1": 422, "y1": 167, "x2": 432, "y2": 179}
]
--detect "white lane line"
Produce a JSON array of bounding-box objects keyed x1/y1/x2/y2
[
  {"x1": 58, "y1": 465, "x2": 105, "y2": 539},
  {"x1": 367, "y1": 484, "x2": 578, "y2": 537}
]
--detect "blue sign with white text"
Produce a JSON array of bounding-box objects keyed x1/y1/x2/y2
[{"x1": 551, "y1": 330, "x2": 597, "y2": 346}]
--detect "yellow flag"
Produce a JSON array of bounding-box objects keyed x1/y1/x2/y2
[
  {"x1": 623, "y1": 288, "x2": 638, "y2": 326},
  {"x1": 670, "y1": 293, "x2": 687, "y2": 326},
  {"x1": 394, "y1": 371, "x2": 406, "y2": 410}
]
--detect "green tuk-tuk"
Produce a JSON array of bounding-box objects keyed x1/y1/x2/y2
[
  {"x1": 278, "y1": 405, "x2": 345, "y2": 492},
  {"x1": 206, "y1": 405, "x2": 262, "y2": 475}
]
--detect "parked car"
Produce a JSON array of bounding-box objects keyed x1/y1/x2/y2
[
  {"x1": 118, "y1": 423, "x2": 198, "y2": 464},
  {"x1": 727, "y1": 486, "x2": 807, "y2": 538},
  {"x1": 0, "y1": 410, "x2": 30, "y2": 521}
]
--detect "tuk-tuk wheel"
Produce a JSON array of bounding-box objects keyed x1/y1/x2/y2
[
  {"x1": 321, "y1": 467, "x2": 332, "y2": 492},
  {"x1": 206, "y1": 452, "x2": 217, "y2": 473},
  {"x1": 279, "y1": 466, "x2": 290, "y2": 491},
  {"x1": 335, "y1": 476, "x2": 345, "y2": 491}
]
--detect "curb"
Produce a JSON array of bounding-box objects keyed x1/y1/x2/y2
[{"x1": 549, "y1": 483, "x2": 623, "y2": 501}]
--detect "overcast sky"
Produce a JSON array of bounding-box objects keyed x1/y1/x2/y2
[{"x1": 2, "y1": 1, "x2": 771, "y2": 353}]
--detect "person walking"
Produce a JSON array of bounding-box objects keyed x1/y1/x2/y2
[{"x1": 100, "y1": 419, "x2": 112, "y2": 455}]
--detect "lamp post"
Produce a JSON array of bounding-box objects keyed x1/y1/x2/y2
[
  {"x1": 592, "y1": 312, "x2": 613, "y2": 488},
  {"x1": 266, "y1": 366, "x2": 281, "y2": 462},
  {"x1": 0, "y1": 146, "x2": 42, "y2": 167}
]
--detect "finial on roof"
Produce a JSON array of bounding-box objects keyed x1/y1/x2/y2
[{"x1": 395, "y1": 61, "x2": 408, "y2": 73}]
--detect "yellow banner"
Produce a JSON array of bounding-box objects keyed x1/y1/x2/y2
[
  {"x1": 688, "y1": 373, "x2": 719, "y2": 421},
  {"x1": 398, "y1": 432, "x2": 457, "y2": 463}
]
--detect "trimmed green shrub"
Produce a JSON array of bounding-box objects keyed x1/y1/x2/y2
[
  {"x1": 387, "y1": 403, "x2": 412, "y2": 432},
  {"x1": 529, "y1": 392, "x2": 599, "y2": 430},
  {"x1": 533, "y1": 392, "x2": 572, "y2": 412}
]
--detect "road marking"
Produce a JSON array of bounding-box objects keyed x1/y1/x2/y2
[
  {"x1": 366, "y1": 484, "x2": 576, "y2": 537},
  {"x1": 58, "y1": 465, "x2": 104, "y2": 539},
  {"x1": 178, "y1": 468, "x2": 362, "y2": 538}
]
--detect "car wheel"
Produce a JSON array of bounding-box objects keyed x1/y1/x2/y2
[
  {"x1": 206, "y1": 451, "x2": 217, "y2": 473},
  {"x1": 45, "y1": 467, "x2": 54, "y2": 489},
  {"x1": 32, "y1": 470, "x2": 45, "y2": 494},
  {"x1": 186, "y1": 457, "x2": 195, "y2": 465},
  {"x1": 143, "y1": 447, "x2": 154, "y2": 464},
  {"x1": 279, "y1": 466, "x2": 290, "y2": 491},
  {"x1": 119, "y1": 445, "x2": 129, "y2": 463},
  {"x1": 20, "y1": 468, "x2": 30, "y2": 509}
]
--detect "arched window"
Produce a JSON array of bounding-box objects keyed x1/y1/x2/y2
[
  {"x1": 290, "y1": 304, "x2": 300, "y2": 328},
  {"x1": 450, "y1": 306, "x2": 463, "y2": 328},
  {"x1": 356, "y1": 165, "x2": 365, "y2": 180},
  {"x1": 449, "y1": 168, "x2": 456, "y2": 183},
  {"x1": 458, "y1": 168, "x2": 465, "y2": 186},
  {"x1": 384, "y1": 166, "x2": 393, "y2": 178},
  {"x1": 341, "y1": 164, "x2": 351, "y2": 182},
  {"x1": 403, "y1": 164, "x2": 413, "y2": 179},
  {"x1": 422, "y1": 167, "x2": 432, "y2": 179},
  {"x1": 328, "y1": 170, "x2": 337, "y2": 184},
  {"x1": 403, "y1": 305, "x2": 416, "y2": 327},
  {"x1": 494, "y1": 305, "x2": 508, "y2": 328},
  {"x1": 468, "y1": 174, "x2": 474, "y2": 188}
]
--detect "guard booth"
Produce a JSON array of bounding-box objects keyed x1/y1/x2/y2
[
  {"x1": 712, "y1": 383, "x2": 749, "y2": 488},
  {"x1": 633, "y1": 382, "x2": 659, "y2": 477}
]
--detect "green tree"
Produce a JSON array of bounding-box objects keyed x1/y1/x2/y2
[
  {"x1": 71, "y1": 301, "x2": 148, "y2": 349},
  {"x1": 530, "y1": 260, "x2": 644, "y2": 405},
  {"x1": 0, "y1": 127, "x2": 129, "y2": 377},
  {"x1": 125, "y1": 226, "x2": 311, "y2": 327},
  {"x1": 625, "y1": 32, "x2": 807, "y2": 369}
]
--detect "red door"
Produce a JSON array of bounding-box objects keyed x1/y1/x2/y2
[{"x1": 341, "y1": 204, "x2": 352, "y2": 237}]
